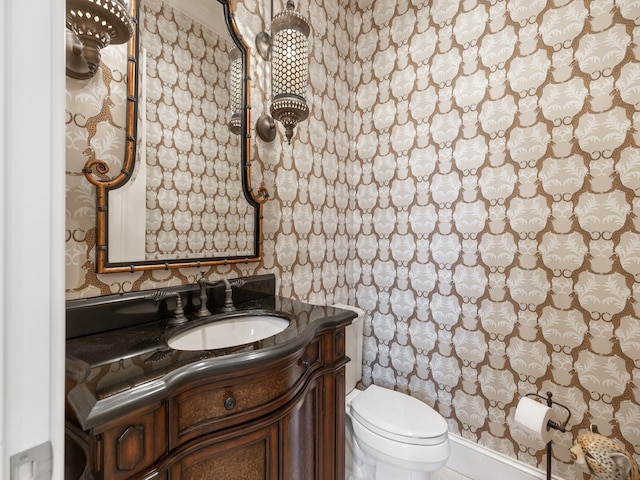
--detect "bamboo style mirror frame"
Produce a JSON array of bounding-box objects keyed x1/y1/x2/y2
[{"x1": 82, "y1": 0, "x2": 268, "y2": 274}]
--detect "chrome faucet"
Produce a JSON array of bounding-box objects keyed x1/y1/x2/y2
[{"x1": 197, "y1": 275, "x2": 235, "y2": 316}]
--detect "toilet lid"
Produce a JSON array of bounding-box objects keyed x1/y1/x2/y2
[{"x1": 350, "y1": 385, "x2": 448, "y2": 446}]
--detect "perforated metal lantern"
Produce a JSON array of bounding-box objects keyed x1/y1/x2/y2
[
  {"x1": 66, "y1": 0, "x2": 133, "y2": 79},
  {"x1": 269, "y1": 0, "x2": 310, "y2": 144},
  {"x1": 228, "y1": 45, "x2": 243, "y2": 135}
]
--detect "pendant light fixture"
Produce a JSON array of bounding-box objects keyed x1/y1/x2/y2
[
  {"x1": 269, "y1": 0, "x2": 310, "y2": 144},
  {"x1": 65, "y1": 0, "x2": 134, "y2": 79}
]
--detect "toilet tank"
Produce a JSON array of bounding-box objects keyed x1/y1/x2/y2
[{"x1": 332, "y1": 304, "x2": 364, "y2": 392}]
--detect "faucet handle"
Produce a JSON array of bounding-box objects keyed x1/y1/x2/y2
[
  {"x1": 172, "y1": 294, "x2": 186, "y2": 325},
  {"x1": 196, "y1": 276, "x2": 212, "y2": 318},
  {"x1": 144, "y1": 290, "x2": 187, "y2": 326}
]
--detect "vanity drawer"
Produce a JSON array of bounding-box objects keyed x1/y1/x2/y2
[{"x1": 170, "y1": 338, "x2": 321, "y2": 447}]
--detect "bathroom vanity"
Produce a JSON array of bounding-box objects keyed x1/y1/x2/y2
[{"x1": 65, "y1": 275, "x2": 355, "y2": 479}]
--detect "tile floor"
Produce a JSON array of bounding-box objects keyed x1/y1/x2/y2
[{"x1": 432, "y1": 467, "x2": 472, "y2": 480}]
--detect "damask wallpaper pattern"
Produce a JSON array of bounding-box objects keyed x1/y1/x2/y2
[{"x1": 65, "y1": 0, "x2": 640, "y2": 478}]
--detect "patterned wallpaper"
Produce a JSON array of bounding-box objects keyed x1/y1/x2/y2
[
  {"x1": 65, "y1": 0, "x2": 640, "y2": 478},
  {"x1": 66, "y1": 45, "x2": 130, "y2": 293}
]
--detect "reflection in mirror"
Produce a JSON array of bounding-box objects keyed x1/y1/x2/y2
[{"x1": 83, "y1": 0, "x2": 268, "y2": 273}]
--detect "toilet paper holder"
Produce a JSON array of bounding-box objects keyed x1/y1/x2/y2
[
  {"x1": 525, "y1": 392, "x2": 572, "y2": 480},
  {"x1": 525, "y1": 391, "x2": 571, "y2": 434}
]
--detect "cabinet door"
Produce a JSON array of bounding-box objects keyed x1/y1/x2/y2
[
  {"x1": 169, "y1": 425, "x2": 278, "y2": 480},
  {"x1": 98, "y1": 406, "x2": 167, "y2": 480},
  {"x1": 280, "y1": 377, "x2": 324, "y2": 480}
]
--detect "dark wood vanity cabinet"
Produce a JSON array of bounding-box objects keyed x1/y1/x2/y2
[{"x1": 71, "y1": 328, "x2": 347, "y2": 480}]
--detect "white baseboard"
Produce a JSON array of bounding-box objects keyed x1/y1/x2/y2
[{"x1": 447, "y1": 433, "x2": 564, "y2": 480}]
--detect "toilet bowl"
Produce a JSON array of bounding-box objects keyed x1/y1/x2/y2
[{"x1": 335, "y1": 304, "x2": 450, "y2": 480}]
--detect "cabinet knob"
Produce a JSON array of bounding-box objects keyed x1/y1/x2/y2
[{"x1": 224, "y1": 396, "x2": 236, "y2": 410}]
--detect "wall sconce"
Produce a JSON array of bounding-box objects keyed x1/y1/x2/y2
[
  {"x1": 65, "y1": 0, "x2": 134, "y2": 79},
  {"x1": 255, "y1": 0, "x2": 310, "y2": 144},
  {"x1": 228, "y1": 45, "x2": 242, "y2": 135}
]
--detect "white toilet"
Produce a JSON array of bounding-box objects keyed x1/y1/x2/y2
[{"x1": 335, "y1": 304, "x2": 450, "y2": 480}]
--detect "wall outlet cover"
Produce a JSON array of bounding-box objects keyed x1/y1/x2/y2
[{"x1": 10, "y1": 441, "x2": 52, "y2": 480}]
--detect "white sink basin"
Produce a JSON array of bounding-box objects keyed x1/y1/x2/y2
[{"x1": 167, "y1": 314, "x2": 290, "y2": 351}]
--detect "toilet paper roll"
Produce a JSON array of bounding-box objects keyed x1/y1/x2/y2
[{"x1": 514, "y1": 396, "x2": 553, "y2": 443}]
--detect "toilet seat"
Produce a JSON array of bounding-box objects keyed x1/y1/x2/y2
[{"x1": 350, "y1": 385, "x2": 448, "y2": 446}]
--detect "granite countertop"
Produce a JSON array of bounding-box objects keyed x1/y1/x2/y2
[{"x1": 66, "y1": 283, "x2": 355, "y2": 430}]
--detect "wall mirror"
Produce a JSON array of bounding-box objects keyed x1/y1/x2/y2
[{"x1": 82, "y1": 0, "x2": 268, "y2": 273}]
